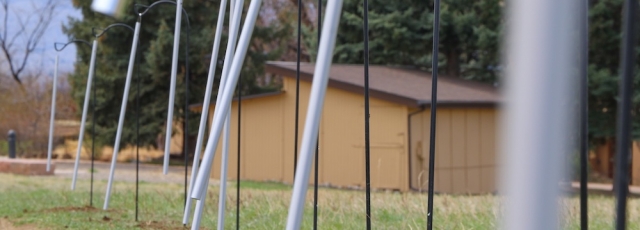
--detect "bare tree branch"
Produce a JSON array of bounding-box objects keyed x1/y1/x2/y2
[{"x1": 0, "y1": 0, "x2": 57, "y2": 84}]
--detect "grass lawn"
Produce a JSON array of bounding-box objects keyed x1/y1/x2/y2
[{"x1": 0, "y1": 173, "x2": 638, "y2": 229}]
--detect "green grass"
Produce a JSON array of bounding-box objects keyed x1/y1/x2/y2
[{"x1": 0, "y1": 174, "x2": 638, "y2": 229}]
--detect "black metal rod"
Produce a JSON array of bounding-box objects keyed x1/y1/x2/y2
[
  {"x1": 313, "y1": 1, "x2": 322, "y2": 229},
  {"x1": 236, "y1": 75, "x2": 242, "y2": 230},
  {"x1": 135, "y1": 28, "x2": 141, "y2": 222},
  {"x1": 90, "y1": 53, "x2": 96, "y2": 208},
  {"x1": 579, "y1": 0, "x2": 589, "y2": 229},
  {"x1": 614, "y1": 0, "x2": 636, "y2": 229},
  {"x1": 426, "y1": 0, "x2": 441, "y2": 229},
  {"x1": 363, "y1": 0, "x2": 371, "y2": 228},
  {"x1": 183, "y1": 12, "x2": 191, "y2": 211},
  {"x1": 294, "y1": 0, "x2": 302, "y2": 182}
]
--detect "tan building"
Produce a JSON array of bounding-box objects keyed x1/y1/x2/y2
[{"x1": 196, "y1": 62, "x2": 500, "y2": 193}]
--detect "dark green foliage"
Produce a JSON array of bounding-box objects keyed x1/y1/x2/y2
[
  {"x1": 64, "y1": 0, "x2": 290, "y2": 150},
  {"x1": 587, "y1": 0, "x2": 640, "y2": 143},
  {"x1": 319, "y1": 0, "x2": 502, "y2": 83}
]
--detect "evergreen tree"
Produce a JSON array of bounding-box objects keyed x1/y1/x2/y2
[
  {"x1": 64, "y1": 0, "x2": 290, "y2": 151},
  {"x1": 312, "y1": 0, "x2": 502, "y2": 83}
]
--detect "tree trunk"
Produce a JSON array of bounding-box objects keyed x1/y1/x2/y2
[{"x1": 446, "y1": 49, "x2": 460, "y2": 77}]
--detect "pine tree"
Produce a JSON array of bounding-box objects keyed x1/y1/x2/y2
[{"x1": 64, "y1": 0, "x2": 290, "y2": 151}]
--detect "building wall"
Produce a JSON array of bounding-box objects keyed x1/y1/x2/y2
[
  {"x1": 207, "y1": 76, "x2": 410, "y2": 191},
  {"x1": 409, "y1": 107, "x2": 498, "y2": 194}
]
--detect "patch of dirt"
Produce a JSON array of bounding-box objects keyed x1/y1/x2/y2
[
  {"x1": 0, "y1": 216, "x2": 38, "y2": 230},
  {"x1": 41, "y1": 206, "x2": 98, "y2": 213},
  {"x1": 137, "y1": 220, "x2": 193, "y2": 230}
]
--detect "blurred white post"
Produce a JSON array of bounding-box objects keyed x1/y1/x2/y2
[
  {"x1": 47, "y1": 55, "x2": 59, "y2": 172},
  {"x1": 285, "y1": 0, "x2": 343, "y2": 229},
  {"x1": 71, "y1": 39, "x2": 98, "y2": 190},
  {"x1": 500, "y1": 0, "x2": 578, "y2": 230},
  {"x1": 163, "y1": 0, "x2": 185, "y2": 175},
  {"x1": 190, "y1": 0, "x2": 262, "y2": 200},
  {"x1": 182, "y1": 0, "x2": 229, "y2": 225},
  {"x1": 103, "y1": 19, "x2": 142, "y2": 210}
]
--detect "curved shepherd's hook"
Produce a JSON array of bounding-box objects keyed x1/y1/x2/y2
[
  {"x1": 135, "y1": 0, "x2": 189, "y2": 175},
  {"x1": 48, "y1": 40, "x2": 92, "y2": 174},
  {"x1": 104, "y1": 2, "x2": 193, "y2": 210}
]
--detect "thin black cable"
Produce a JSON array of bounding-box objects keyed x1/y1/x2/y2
[
  {"x1": 426, "y1": 0, "x2": 441, "y2": 229},
  {"x1": 135, "y1": 15, "x2": 142, "y2": 223},
  {"x1": 313, "y1": 1, "x2": 322, "y2": 229},
  {"x1": 614, "y1": 0, "x2": 636, "y2": 229},
  {"x1": 363, "y1": 0, "x2": 371, "y2": 228},
  {"x1": 294, "y1": 0, "x2": 301, "y2": 182},
  {"x1": 579, "y1": 0, "x2": 589, "y2": 229},
  {"x1": 236, "y1": 76, "x2": 242, "y2": 230}
]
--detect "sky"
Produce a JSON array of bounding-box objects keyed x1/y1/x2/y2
[{"x1": 1, "y1": 0, "x2": 82, "y2": 81}]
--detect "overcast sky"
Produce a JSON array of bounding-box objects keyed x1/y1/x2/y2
[{"x1": 1, "y1": 0, "x2": 82, "y2": 81}]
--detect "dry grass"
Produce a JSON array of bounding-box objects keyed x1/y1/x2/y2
[{"x1": 0, "y1": 173, "x2": 638, "y2": 229}]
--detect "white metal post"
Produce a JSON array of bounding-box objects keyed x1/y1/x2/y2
[
  {"x1": 182, "y1": 0, "x2": 229, "y2": 224},
  {"x1": 189, "y1": 0, "x2": 244, "y2": 227},
  {"x1": 500, "y1": 0, "x2": 578, "y2": 229},
  {"x1": 71, "y1": 39, "x2": 98, "y2": 190},
  {"x1": 47, "y1": 55, "x2": 59, "y2": 172},
  {"x1": 285, "y1": 1, "x2": 342, "y2": 229},
  {"x1": 103, "y1": 19, "x2": 142, "y2": 210},
  {"x1": 190, "y1": 0, "x2": 262, "y2": 201},
  {"x1": 217, "y1": 0, "x2": 243, "y2": 228},
  {"x1": 163, "y1": 0, "x2": 185, "y2": 174}
]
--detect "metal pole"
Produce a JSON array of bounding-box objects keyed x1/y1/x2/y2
[
  {"x1": 313, "y1": 1, "x2": 322, "y2": 229},
  {"x1": 182, "y1": 0, "x2": 228, "y2": 224},
  {"x1": 218, "y1": 1, "x2": 244, "y2": 228},
  {"x1": 163, "y1": 0, "x2": 185, "y2": 175},
  {"x1": 236, "y1": 73, "x2": 242, "y2": 230},
  {"x1": 614, "y1": 0, "x2": 637, "y2": 229},
  {"x1": 104, "y1": 19, "x2": 142, "y2": 210},
  {"x1": 501, "y1": 0, "x2": 578, "y2": 229},
  {"x1": 426, "y1": 0, "x2": 440, "y2": 229},
  {"x1": 71, "y1": 39, "x2": 98, "y2": 190},
  {"x1": 189, "y1": 0, "x2": 244, "y2": 227},
  {"x1": 190, "y1": 0, "x2": 263, "y2": 201},
  {"x1": 363, "y1": 0, "x2": 371, "y2": 228},
  {"x1": 579, "y1": 0, "x2": 589, "y2": 229},
  {"x1": 285, "y1": 1, "x2": 343, "y2": 229},
  {"x1": 47, "y1": 55, "x2": 59, "y2": 172}
]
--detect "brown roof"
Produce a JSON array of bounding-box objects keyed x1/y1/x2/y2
[{"x1": 265, "y1": 61, "x2": 501, "y2": 108}]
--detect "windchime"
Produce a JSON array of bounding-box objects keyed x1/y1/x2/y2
[{"x1": 50, "y1": 0, "x2": 615, "y2": 229}]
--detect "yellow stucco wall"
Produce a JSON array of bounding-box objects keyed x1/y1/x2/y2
[
  {"x1": 207, "y1": 76, "x2": 410, "y2": 191},
  {"x1": 205, "y1": 76, "x2": 499, "y2": 193},
  {"x1": 409, "y1": 108, "x2": 498, "y2": 194}
]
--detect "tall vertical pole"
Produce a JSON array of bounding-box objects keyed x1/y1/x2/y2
[
  {"x1": 47, "y1": 55, "x2": 59, "y2": 172},
  {"x1": 163, "y1": 0, "x2": 185, "y2": 175},
  {"x1": 363, "y1": 0, "x2": 371, "y2": 228},
  {"x1": 285, "y1": 1, "x2": 343, "y2": 229},
  {"x1": 90, "y1": 54, "x2": 97, "y2": 207},
  {"x1": 71, "y1": 39, "x2": 98, "y2": 190},
  {"x1": 190, "y1": 2, "x2": 262, "y2": 229},
  {"x1": 614, "y1": 0, "x2": 637, "y2": 229},
  {"x1": 104, "y1": 19, "x2": 142, "y2": 210},
  {"x1": 579, "y1": 0, "x2": 589, "y2": 229},
  {"x1": 135, "y1": 27, "x2": 141, "y2": 222},
  {"x1": 294, "y1": 0, "x2": 302, "y2": 182},
  {"x1": 426, "y1": 0, "x2": 440, "y2": 229},
  {"x1": 313, "y1": 1, "x2": 322, "y2": 229},
  {"x1": 501, "y1": 0, "x2": 579, "y2": 229},
  {"x1": 236, "y1": 75, "x2": 242, "y2": 230},
  {"x1": 183, "y1": 0, "x2": 228, "y2": 224}
]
